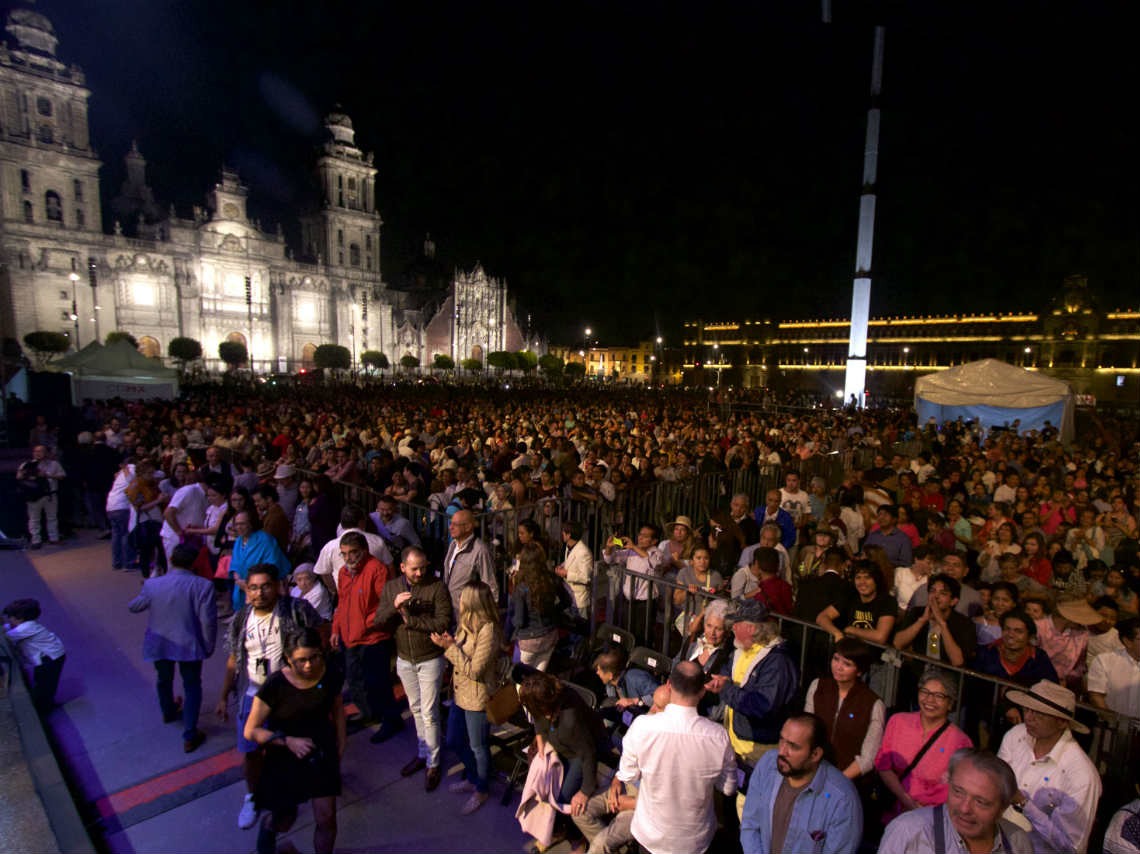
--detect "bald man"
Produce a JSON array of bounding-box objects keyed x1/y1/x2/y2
[{"x1": 441, "y1": 510, "x2": 498, "y2": 615}]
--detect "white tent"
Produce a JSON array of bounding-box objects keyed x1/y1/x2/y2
[
  {"x1": 49, "y1": 340, "x2": 179, "y2": 401},
  {"x1": 914, "y1": 359, "x2": 1075, "y2": 443}
]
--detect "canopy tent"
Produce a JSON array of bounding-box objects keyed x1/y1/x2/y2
[
  {"x1": 914, "y1": 359, "x2": 1075, "y2": 443},
  {"x1": 48, "y1": 340, "x2": 179, "y2": 401}
]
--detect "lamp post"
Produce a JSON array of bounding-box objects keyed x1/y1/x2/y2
[{"x1": 68, "y1": 272, "x2": 80, "y2": 350}]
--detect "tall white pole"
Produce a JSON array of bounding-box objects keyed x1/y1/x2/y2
[{"x1": 844, "y1": 25, "x2": 885, "y2": 408}]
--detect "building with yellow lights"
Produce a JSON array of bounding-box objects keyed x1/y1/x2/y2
[
  {"x1": 683, "y1": 275, "x2": 1139, "y2": 405},
  {"x1": 550, "y1": 340, "x2": 676, "y2": 382}
]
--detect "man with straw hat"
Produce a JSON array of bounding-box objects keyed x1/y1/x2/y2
[
  {"x1": 997, "y1": 680, "x2": 1101, "y2": 853},
  {"x1": 1035, "y1": 598, "x2": 1101, "y2": 694}
]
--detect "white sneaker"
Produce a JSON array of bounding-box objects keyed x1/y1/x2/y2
[{"x1": 237, "y1": 793, "x2": 258, "y2": 829}]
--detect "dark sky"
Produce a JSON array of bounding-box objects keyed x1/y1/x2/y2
[{"x1": 36, "y1": 0, "x2": 1139, "y2": 344}]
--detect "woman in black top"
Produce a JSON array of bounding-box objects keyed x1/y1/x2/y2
[
  {"x1": 519, "y1": 672, "x2": 606, "y2": 827},
  {"x1": 244, "y1": 627, "x2": 345, "y2": 854},
  {"x1": 509, "y1": 542, "x2": 572, "y2": 671}
]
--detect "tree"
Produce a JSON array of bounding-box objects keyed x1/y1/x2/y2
[
  {"x1": 399, "y1": 354, "x2": 420, "y2": 370},
  {"x1": 218, "y1": 340, "x2": 248, "y2": 370},
  {"x1": 314, "y1": 344, "x2": 351, "y2": 371},
  {"x1": 105, "y1": 330, "x2": 139, "y2": 349},
  {"x1": 487, "y1": 350, "x2": 517, "y2": 371},
  {"x1": 515, "y1": 350, "x2": 538, "y2": 372},
  {"x1": 538, "y1": 353, "x2": 564, "y2": 376},
  {"x1": 460, "y1": 358, "x2": 483, "y2": 371},
  {"x1": 564, "y1": 361, "x2": 586, "y2": 378},
  {"x1": 433, "y1": 353, "x2": 455, "y2": 370},
  {"x1": 361, "y1": 350, "x2": 388, "y2": 373},
  {"x1": 167, "y1": 337, "x2": 202, "y2": 370},
  {"x1": 22, "y1": 331, "x2": 70, "y2": 368}
]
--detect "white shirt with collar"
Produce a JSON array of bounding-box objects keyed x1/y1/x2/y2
[
  {"x1": 1088, "y1": 646, "x2": 1140, "y2": 717},
  {"x1": 314, "y1": 527, "x2": 392, "y2": 588},
  {"x1": 616, "y1": 703, "x2": 737, "y2": 854},
  {"x1": 996, "y1": 723, "x2": 1101, "y2": 854}
]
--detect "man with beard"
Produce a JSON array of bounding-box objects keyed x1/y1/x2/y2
[{"x1": 740, "y1": 713, "x2": 862, "y2": 853}]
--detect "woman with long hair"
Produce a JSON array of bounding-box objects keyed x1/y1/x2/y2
[
  {"x1": 509, "y1": 541, "x2": 571, "y2": 671},
  {"x1": 432, "y1": 579, "x2": 502, "y2": 815},
  {"x1": 244, "y1": 627, "x2": 345, "y2": 854}
]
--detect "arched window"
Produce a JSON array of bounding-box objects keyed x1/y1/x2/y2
[
  {"x1": 349, "y1": 244, "x2": 360, "y2": 267},
  {"x1": 226, "y1": 331, "x2": 247, "y2": 346},
  {"x1": 45, "y1": 191, "x2": 62, "y2": 222},
  {"x1": 301, "y1": 343, "x2": 317, "y2": 367}
]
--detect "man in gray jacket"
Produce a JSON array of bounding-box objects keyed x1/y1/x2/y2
[
  {"x1": 128, "y1": 543, "x2": 218, "y2": 752},
  {"x1": 442, "y1": 510, "x2": 498, "y2": 616},
  {"x1": 374, "y1": 545, "x2": 452, "y2": 791}
]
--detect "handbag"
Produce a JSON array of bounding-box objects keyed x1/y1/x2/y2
[{"x1": 485, "y1": 655, "x2": 520, "y2": 725}]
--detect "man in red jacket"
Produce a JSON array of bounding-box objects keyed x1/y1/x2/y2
[{"x1": 331, "y1": 531, "x2": 403, "y2": 743}]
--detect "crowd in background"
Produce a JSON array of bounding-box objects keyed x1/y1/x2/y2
[{"x1": 6, "y1": 381, "x2": 1140, "y2": 854}]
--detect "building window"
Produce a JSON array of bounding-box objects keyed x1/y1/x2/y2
[
  {"x1": 337, "y1": 229, "x2": 344, "y2": 246},
  {"x1": 20, "y1": 169, "x2": 30, "y2": 192},
  {"x1": 338, "y1": 251, "x2": 344, "y2": 265},
  {"x1": 365, "y1": 235, "x2": 372, "y2": 250},
  {"x1": 366, "y1": 256, "x2": 372, "y2": 271},
  {"x1": 59, "y1": 290, "x2": 69, "y2": 300},
  {"x1": 38, "y1": 125, "x2": 53, "y2": 144},
  {"x1": 36, "y1": 97, "x2": 52, "y2": 117},
  {"x1": 24, "y1": 200, "x2": 33, "y2": 222},
  {"x1": 73, "y1": 179, "x2": 83, "y2": 200},
  {"x1": 75, "y1": 208, "x2": 85, "y2": 228},
  {"x1": 337, "y1": 175, "x2": 343, "y2": 188},
  {"x1": 349, "y1": 244, "x2": 360, "y2": 267},
  {"x1": 45, "y1": 191, "x2": 62, "y2": 222}
]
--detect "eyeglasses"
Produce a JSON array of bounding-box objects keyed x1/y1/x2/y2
[
  {"x1": 918, "y1": 688, "x2": 952, "y2": 703},
  {"x1": 291, "y1": 654, "x2": 322, "y2": 667}
]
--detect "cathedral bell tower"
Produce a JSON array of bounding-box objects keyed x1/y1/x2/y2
[{"x1": 298, "y1": 110, "x2": 381, "y2": 274}]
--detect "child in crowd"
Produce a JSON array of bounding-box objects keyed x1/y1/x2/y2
[{"x1": 2, "y1": 598, "x2": 66, "y2": 713}]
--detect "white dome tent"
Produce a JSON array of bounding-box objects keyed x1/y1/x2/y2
[{"x1": 914, "y1": 359, "x2": 1075, "y2": 443}]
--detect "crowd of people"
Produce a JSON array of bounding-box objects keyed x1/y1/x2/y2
[{"x1": 5, "y1": 381, "x2": 1140, "y2": 853}]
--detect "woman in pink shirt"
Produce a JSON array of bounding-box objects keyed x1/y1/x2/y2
[{"x1": 874, "y1": 669, "x2": 973, "y2": 821}]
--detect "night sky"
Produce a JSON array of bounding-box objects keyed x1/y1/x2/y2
[{"x1": 36, "y1": 0, "x2": 1138, "y2": 344}]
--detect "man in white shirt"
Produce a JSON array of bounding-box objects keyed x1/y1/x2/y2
[
  {"x1": 892, "y1": 544, "x2": 937, "y2": 611},
  {"x1": 998, "y1": 681, "x2": 1101, "y2": 853},
  {"x1": 554, "y1": 519, "x2": 593, "y2": 614},
  {"x1": 779, "y1": 470, "x2": 811, "y2": 530},
  {"x1": 160, "y1": 470, "x2": 208, "y2": 569},
  {"x1": 1088, "y1": 616, "x2": 1140, "y2": 718},
  {"x1": 314, "y1": 505, "x2": 392, "y2": 591},
  {"x1": 616, "y1": 661, "x2": 737, "y2": 854}
]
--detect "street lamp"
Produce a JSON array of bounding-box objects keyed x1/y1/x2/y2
[
  {"x1": 68, "y1": 272, "x2": 80, "y2": 350},
  {"x1": 584, "y1": 327, "x2": 591, "y2": 337},
  {"x1": 655, "y1": 336, "x2": 662, "y2": 344}
]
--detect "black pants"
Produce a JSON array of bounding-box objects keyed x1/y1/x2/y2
[
  {"x1": 155, "y1": 659, "x2": 203, "y2": 741},
  {"x1": 344, "y1": 640, "x2": 400, "y2": 728},
  {"x1": 31, "y1": 654, "x2": 65, "y2": 714}
]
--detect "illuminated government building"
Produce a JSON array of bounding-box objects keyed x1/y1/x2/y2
[
  {"x1": 684, "y1": 275, "x2": 1140, "y2": 405},
  {"x1": 0, "y1": 6, "x2": 526, "y2": 372}
]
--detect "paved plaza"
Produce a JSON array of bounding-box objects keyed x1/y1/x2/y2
[{"x1": 3, "y1": 531, "x2": 539, "y2": 853}]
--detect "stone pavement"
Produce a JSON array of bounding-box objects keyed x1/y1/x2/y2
[{"x1": 2, "y1": 530, "x2": 558, "y2": 853}]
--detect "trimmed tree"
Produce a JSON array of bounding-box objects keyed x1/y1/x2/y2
[
  {"x1": 460, "y1": 357, "x2": 483, "y2": 371},
  {"x1": 23, "y1": 330, "x2": 70, "y2": 368},
  {"x1": 361, "y1": 350, "x2": 388, "y2": 373},
  {"x1": 218, "y1": 340, "x2": 248, "y2": 370},
  {"x1": 167, "y1": 337, "x2": 202, "y2": 370},
  {"x1": 487, "y1": 350, "x2": 517, "y2": 371},
  {"x1": 399, "y1": 354, "x2": 420, "y2": 370},
  {"x1": 105, "y1": 330, "x2": 139, "y2": 349},
  {"x1": 433, "y1": 353, "x2": 455, "y2": 371},
  {"x1": 515, "y1": 350, "x2": 538, "y2": 372},
  {"x1": 314, "y1": 344, "x2": 351, "y2": 371},
  {"x1": 538, "y1": 353, "x2": 564, "y2": 376},
  {"x1": 564, "y1": 361, "x2": 586, "y2": 378}
]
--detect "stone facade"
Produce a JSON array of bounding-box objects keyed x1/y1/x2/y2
[{"x1": 0, "y1": 8, "x2": 526, "y2": 373}]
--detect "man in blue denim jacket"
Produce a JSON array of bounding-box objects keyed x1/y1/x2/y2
[{"x1": 741, "y1": 713, "x2": 862, "y2": 854}]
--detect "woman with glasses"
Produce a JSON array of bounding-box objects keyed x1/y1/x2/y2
[
  {"x1": 873, "y1": 668, "x2": 973, "y2": 821},
  {"x1": 244, "y1": 626, "x2": 345, "y2": 854},
  {"x1": 230, "y1": 511, "x2": 291, "y2": 614}
]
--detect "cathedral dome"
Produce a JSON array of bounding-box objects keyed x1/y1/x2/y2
[
  {"x1": 325, "y1": 110, "x2": 356, "y2": 145},
  {"x1": 6, "y1": 7, "x2": 59, "y2": 57}
]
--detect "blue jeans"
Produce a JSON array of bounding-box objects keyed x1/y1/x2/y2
[
  {"x1": 154, "y1": 659, "x2": 203, "y2": 741},
  {"x1": 109, "y1": 509, "x2": 136, "y2": 569},
  {"x1": 446, "y1": 705, "x2": 490, "y2": 793},
  {"x1": 559, "y1": 755, "x2": 584, "y2": 803}
]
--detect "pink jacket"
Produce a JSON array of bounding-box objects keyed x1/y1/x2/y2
[{"x1": 515, "y1": 742, "x2": 570, "y2": 845}]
